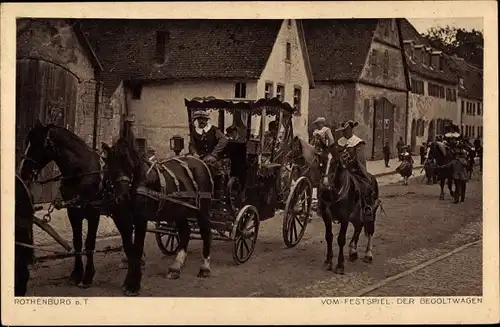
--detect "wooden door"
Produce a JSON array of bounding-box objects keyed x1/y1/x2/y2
[
  {"x1": 16, "y1": 59, "x2": 78, "y2": 204},
  {"x1": 372, "y1": 98, "x2": 395, "y2": 160}
]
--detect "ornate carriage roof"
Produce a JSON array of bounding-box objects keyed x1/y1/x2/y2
[{"x1": 184, "y1": 97, "x2": 297, "y2": 116}]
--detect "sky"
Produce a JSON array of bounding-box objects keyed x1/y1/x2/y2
[{"x1": 408, "y1": 18, "x2": 484, "y2": 34}]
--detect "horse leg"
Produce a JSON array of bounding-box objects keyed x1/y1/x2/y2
[
  {"x1": 80, "y1": 210, "x2": 100, "y2": 288},
  {"x1": 349, "y1": 221, "x2": 363, "y2": 262},
  {"x1": 448, "y1": 174, "x2": 454, "y2": 197},
  {"x1": 67, "y1": 208, "x2": 84, "y2": 285},
  {"x1": 320, "y1": 202, "x2": 333, "y2": 271},
  {"x1": 112, "y1": 213, "x2": 135, "y2": 290},
  {"x1": 124, "y1": 217, "x2": 148, "y2": 296},
  {"x1": 439, "y1": 177, "x2": 445, "y2": 200},
  {"x1": 363, "y1": 212, "x2": 376, "y2": 263},
  {"x1": 167, "y1": 216, "x2": 190, "y2": 279},
  {"x1": 334, "y1": 220, "x2": 348, "y2": 274},
  {"x1": 197, "y1": 213, "x2": 213, "y2": 278}
]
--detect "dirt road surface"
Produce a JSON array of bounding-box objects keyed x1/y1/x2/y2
[{"x1": 27, "y1": 172, "x2": 483, "y2": 297}]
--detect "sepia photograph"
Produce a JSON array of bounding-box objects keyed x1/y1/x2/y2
[{"x1": 2, "y1": 1, "x2": 498, "y2": 325}]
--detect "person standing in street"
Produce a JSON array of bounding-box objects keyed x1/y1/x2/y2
[
  {"x1": 474, "y1": 137, "x2": 483, "y2": 172},
  {"x1": 396, "y1": 137, "x2": 405, "y2": 161},
  {"x1": 383, "y1": 141, "x2": 391, "y2": 167},
  {"x1": 396, "y1": 145, "x2": 414, "y2": 185},
  {"x1": 419, "y1": 142, "x2": 427, "y2": 165}
]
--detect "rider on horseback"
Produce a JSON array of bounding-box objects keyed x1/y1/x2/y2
[
  {"x1": 336, "y1": 120, "x2": 376, "y2": 219},
  {"x1": 311, "y1": 117, "x2": 335, "y2": 172},
  {"x1": 188, "y1": 110, "x2": 229, "y2": 197}
]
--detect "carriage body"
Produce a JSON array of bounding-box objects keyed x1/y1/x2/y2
[{"x1": 153, "y1": 97, "x2": 313, "y2": 263}]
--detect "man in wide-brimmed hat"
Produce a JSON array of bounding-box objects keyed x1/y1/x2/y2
[
  {"x1": 188, "y1": 110, "x2": 228, "y2": 196},
  {"x1": 311, "y1": 117, "x2": 334, "y2": 149},
  {"x1": 309, "y1": 117, "x2": 335, "y2": 209},
  {"x1": 335, "y1": 120, "x2": 377, "y2": 218}
]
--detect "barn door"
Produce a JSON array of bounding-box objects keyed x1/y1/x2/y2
[
  {"x1": 16, "y1": 59, "x2": 78, "y2": 204},
  {"x1": 372, "y1": 98, "x2": 395, "y2": 160}
]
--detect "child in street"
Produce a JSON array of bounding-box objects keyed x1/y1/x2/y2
[{"x1": 396, "y1": 145, "x2": 414, "y2": 185}]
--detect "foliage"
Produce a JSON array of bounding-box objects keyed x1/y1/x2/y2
[{"x1": 421, "y1": 26, "x2": 483, "y2": 69}]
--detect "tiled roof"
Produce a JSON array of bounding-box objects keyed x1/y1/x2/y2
[
  {"x1": 302, "y1": 19, "x2": 379, "y2": 82},
  {"x1": 446, "y1": 55, "x2": 483, "y2": 100},
  {"x1": 81, "y1": 19, "x2": 282, "y2": 96},
  {"x1": 400, "y1": 19, "x2": 458, "y2": 84}
]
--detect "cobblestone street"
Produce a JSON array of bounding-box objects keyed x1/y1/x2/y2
[{"x1": 27, "y1": 167, "x2": 482, "y2": 297}]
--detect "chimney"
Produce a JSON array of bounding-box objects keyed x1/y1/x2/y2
[
  {"x1": 403, "y1": 40, "x2": 414, "y2": 59},
  {"x1": 431, "y1": 51, "x2": 442, "y2": 70}
]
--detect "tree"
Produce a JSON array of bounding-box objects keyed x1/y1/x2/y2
[{"x1": 421, "y1": 26, "x2": 483, "y2": 69}]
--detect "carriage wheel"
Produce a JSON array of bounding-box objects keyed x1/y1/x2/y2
[
  {"x1": 226, "y1": 177, "x2": 242, "y2": 215},
  {"x1": 155, "y1": 222, "x2": 180, "y2": 255},
  {"x1": 283, "y1": 176, "x2": 312, "y2": 248},
  {"x1": 231, "y1": 205, "x2": 260, "y2": 265}
]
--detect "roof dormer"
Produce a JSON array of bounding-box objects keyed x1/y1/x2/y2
[
  {"x1": 431, "y1": 50, "x2": 443, "y2": 71},
  {"x1": 403, "y1": 40, "x2": 415, "y2": 60}
]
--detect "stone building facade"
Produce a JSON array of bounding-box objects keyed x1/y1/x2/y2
[
  {"x1": 447, "y1": 56, "x2": 484, "y2": 141},
  {"x1": 400, "y1": 19, "x2": 459, "y2": 151},
  {"x1": 16, "y1": 18, "x2": 104, "y2": 202},
  {"x1": 304, "y1": 19, "x2": 408, "y2": 160},
  {"x1": 82, "y1": 19, "x2": 314, "y2": 157}
]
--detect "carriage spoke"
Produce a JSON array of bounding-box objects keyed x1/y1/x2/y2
[
  {"x1": 292, "y1": 218, "x2": 298, "y2": 241},
  {"x1": 242, "y1": 238, "x2": 250, "y2": 254},
  {"x1": 238, "y1": 239, "x2": 246, "y2": 259},
  {"x1": 295, "y1": 215, "x2": 305, "y2": 229}
]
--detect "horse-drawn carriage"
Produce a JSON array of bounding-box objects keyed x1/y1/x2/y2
[{"x1": 150, "y1": 97, "x2": 313, "y2": 264}]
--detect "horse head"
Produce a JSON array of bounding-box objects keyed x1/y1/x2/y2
[
  {"x1": 19, "y1": 119, "x2": 58, "y2": 181},
  {"x1": 104, "y1": 134, "x2": 145, "y2": 202}
]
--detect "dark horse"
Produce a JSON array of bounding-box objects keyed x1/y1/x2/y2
[
  {"x1": 19, "y1": 120, "x2": 105, "y2": 288},
  {"x1": 103, "y1": 129, "x2": 214, "y2": 296},
  {"x1": 289, "y1": 137, "x2": 379, "y2": 274},
  {"x1": 15, "y1": 175, "x2": 35, "y2": 296},
  {"x1": 428, "y1": 141, "x2": 455, "y2": 200}
]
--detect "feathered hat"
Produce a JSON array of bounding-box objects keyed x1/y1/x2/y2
[{"x1": 341, "y1": 120, "x2": 359, "y2": 129}]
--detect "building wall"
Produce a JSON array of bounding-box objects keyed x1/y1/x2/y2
[
  {"x1": 354, "y1": 84, "x2": 407, "y2": 159},
  {"x1": 407, "y1": 75, "x2": 458, "y2": 146},
  {"x1": 128, "y1": 80, "x2": 258, "y2": 158},
  {"x1": 308, "y1": 83, "x2": 356, "y2": 138},
  {"x1": 257, "y1": 19, "x2": 310, "y2": 140},
  {"x1": 459, "y1": 97, "x2": 483, "y2": 140},
  {"x1": 17, "y1": 19, "x2": 100, "y2": 146},
  {"x1": 361, "y1": 19, "x2": 407, "y2": 91}
]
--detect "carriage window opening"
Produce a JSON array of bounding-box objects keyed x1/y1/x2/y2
[
  {"x1": 286, "y1": 42, "x2": 291, "y2": 61},
  {"x1": 461, "y1": 100, "x2": 465, "y2": 114},
  {"x1": 131, "y1": 83, "x2": 143, "y2": 100},
  {"x1": 155, "y1": 31, "x2": 170, "y2": 64},
  {"x1": 234, "y1": 82, "x2": 247, "y2": 98},
  {"x1": 265, "y1": 83, "x2": 274, "y2": 99},
  {"x1": 293, "y1": 87, "x2": 301, "y2": 114},
  {"x1": 276, "y1": 84, "x2": 285, "y2": 102},
  {"x1": 383, "y1": 50, "x2": 389, "y2": 78}
]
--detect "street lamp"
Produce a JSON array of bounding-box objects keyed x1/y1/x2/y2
[{"x1": 170, "y1": 135, "x2": 184, "y2": 156}]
